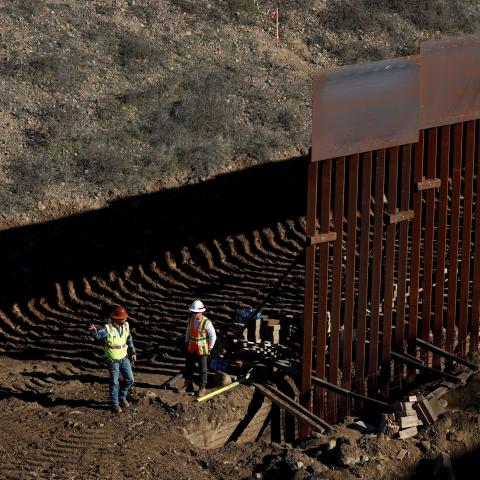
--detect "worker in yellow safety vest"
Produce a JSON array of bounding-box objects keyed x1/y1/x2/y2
[
  {"x1": 89, "y1": 306, "x2": 137, "y2": 413},
  {"x1": 184, "y1": 300, "x2": 216, "y2": 397}
]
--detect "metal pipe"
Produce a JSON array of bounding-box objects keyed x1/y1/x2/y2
[
  {"x1": 311, "y1": 375, "x2": 390, "y2": 409},
  {"x1": 196, "y1": 372, "x2": 251, "y2": 402},
  {"x1": 416, "y1": 338, "x2": 478, "y2": 370},
  {"x1": 391, "y1": 351, "x2": 460, "y2": 383}
]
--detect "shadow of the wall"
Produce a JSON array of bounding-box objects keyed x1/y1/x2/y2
[
  {"x1": 0, "y1": 155, "x2": 308, "y2": 306},
  {"x1": 410, "y1": 442, "x2": 480, "y2": 479}
]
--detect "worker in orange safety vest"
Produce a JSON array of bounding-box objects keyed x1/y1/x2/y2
[{"x1": 184, "y1": 300, "x2": 216, "y2": 397}]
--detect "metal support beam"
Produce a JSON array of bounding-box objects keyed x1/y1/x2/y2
[
  {"x1": 159, "y1": 370, "x2": 183, "y2": 390},
  {"x1": 254, "y1": 383, "x2": 333, "y2": 432},
  {"x1": 391, "y1": 351, "x2": 461, "y2": 383},
  {"x1": 253, "y1": 383, "x2": 335, "y2": 432},
  {"x1": 416, "y1": 338, "x2": 478, "y2": 370},
  {"x1": 311, "y1": 376, "x2": 391, "y2": 409},
  {"x1": 238, "y1": 248, "x2": 305, "y2": 337}
]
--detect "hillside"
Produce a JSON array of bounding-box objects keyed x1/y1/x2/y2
[{"x1": 1, "y1": 0, "x2": 479, "y2": 227}]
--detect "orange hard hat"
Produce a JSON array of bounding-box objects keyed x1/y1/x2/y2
[{"x1": 110, "y1": 306, "x2": 128, "y2": 320}]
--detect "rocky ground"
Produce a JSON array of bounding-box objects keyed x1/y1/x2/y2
[{"x1": 1, "y1": 356, "x2": 480, "y2": 480}]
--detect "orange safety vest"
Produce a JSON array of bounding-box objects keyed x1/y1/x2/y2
[{"x1": 187, "y1": 316, "x2": 210, "y2": 356}]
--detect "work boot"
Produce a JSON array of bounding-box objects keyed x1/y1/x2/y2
[
  {"x1": 196, "y1": 388, "x2": 206, "y2": 398},
  {"x1": 112, "y1": 405, "x2": 123, "y2": 413},
  {"x1": 120, "y1": 399, "x2": 130, "y2": 407},
  {"x1": 185, "y1": 383, "x2": 195, "y2": 393}
]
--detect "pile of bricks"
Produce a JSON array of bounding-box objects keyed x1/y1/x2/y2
[
  {"x1": 242, "y1": 316, "x2": 262, "y2": 342},
  {"x1": 232, "y1": 339, "x2": 281, "y2": 360},
  {"x1": 379, "y1": 394, "x2": 446, "y2": 439},
  {"x1": 263, "y1": 318, "x2": 281, "y2": 344}
]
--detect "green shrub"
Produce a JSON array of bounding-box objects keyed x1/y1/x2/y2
[
  {"x1": 27, "y1": 56, "x2": 83, "y2": 92},
  {"x1": 321, "y1": 0, "x2": 475, "y2": 34},
  {"x1": 143, "y1": 68, "x2": 238, "y2": 173},
  {"x1": 0, "y1": 59, "x2": 19, "y2": 77},
  {"x1": 7, "y1": 152, "x2": 65, "y2": 203},
  {"x1": 369, "y1": 0, "x2": 476, "y2": 32},
  {"x1": 117, "y1": 33, "x2": 161, "y2": 67}
]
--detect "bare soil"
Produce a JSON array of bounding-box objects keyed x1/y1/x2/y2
[
  {"x1": 2, "y1": 355, "x2": 480, "y2": 480},
  {"x1": 1, "y1": 207, "x2": 480, "y2": 479}
]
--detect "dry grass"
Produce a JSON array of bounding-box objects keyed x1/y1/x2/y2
[{"x1": 0, "y1": 0, "x2": 479, "y2": 217}]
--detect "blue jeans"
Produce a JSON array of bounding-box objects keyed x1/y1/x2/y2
[{"x1": 107, "y1": 357, "x2": 134, "y2": 406}]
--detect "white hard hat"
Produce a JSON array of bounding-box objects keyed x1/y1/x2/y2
[{"x1": 189, "y1": 300, "x2": 206, "y2": 313}]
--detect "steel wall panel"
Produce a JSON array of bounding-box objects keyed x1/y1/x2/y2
[
  {"x1": 303, "y1": 35, "x2": 480, "y2": 428},
  {"x1": 420, "y1": 36, "x2": 480, "y2": 128},
  {"x1": 312, "y1": 57, "x2": 420, "y2": 162}
]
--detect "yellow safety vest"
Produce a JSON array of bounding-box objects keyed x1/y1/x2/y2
[
  {"x1": 187, "y1": 316, "x2": 210, "y2": 356},
  {"x1": 104, "y1": 322, "x2": 129, "y2": 360}
]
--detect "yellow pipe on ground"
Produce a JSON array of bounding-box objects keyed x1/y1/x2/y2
[{"x1": 196, "y1": 372, "x2": 251, "y2": 402}]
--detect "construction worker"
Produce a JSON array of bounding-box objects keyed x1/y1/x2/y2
[
  {"x1": 185, "y1": 300, "x2": 216, "y2": 397},
  {"x1": 88, "y1": 306, "x2": 137, "y2": 413}
]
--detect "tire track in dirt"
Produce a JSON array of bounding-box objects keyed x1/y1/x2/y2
[
  {"x1": 0, "y1": 218, "x2": 306, "y2": 372},
  {"x1": 0, "y1": 429, "x2": 114, "y2": 480}
]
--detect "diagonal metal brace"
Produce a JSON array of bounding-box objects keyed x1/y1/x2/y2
[
  {"x1": 311, "y1": 375, "x2": 391, "y2": 409},
  {"x1": 416, "y1": 338, "x2": 478, "y2": 370},
  {"x1": 391, "y1": 351, "x2": 461, "y2": 383}
]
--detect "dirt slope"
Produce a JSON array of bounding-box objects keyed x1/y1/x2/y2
[{"x1": 1, "y1": 0, "x2": 478, "y2": 226}]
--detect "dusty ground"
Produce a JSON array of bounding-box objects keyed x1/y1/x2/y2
[
  {"x1": 1, "y1": 178, "x2": 480, "y2": 479},
  {"x1": 1, "y1": 355, "x2": 480, "y2": 480}
]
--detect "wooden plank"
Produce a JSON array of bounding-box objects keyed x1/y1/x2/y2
[
  {"x1": 369, "y1": 150, "x2": 386, "y2": 383},
  {"x1": 416, "y1": 178, "x2": 441, "y2": 191},
  {"x1": 343, "y1": 154, "x2": 359, "y2": 412},
  {"x1": 472, "y1": 120, "x2": 480, "y2": 353},
  {"x1": 388, "y1": 210, "x2": 414, "y2": 224},
  {"x1": 307, "y1": 231, "x2": 337, "y2": 245},
  {"x1": 459, "y1": 121, "x2": 475, "y2": 356},
  {"x1": 446, "y1": 123, "x2": 463, "y2": 353},
  {"x1": 314, "y1": 159, "x2": 332, "y2": 417},
  {"x1": 328, "y1": 157, "x2": 345, "y2": 423},
  {"x1": 421, "y1": 128, "x2": 438, "y2": 364},
  {"x1": 382, "y1": 146, "x2": 398, "y2": 365},
  {"x1": 356, "y1": 152, "x2": 372, "y2": 397},
  {"x1": 408, "y1": 131, "x2": 424, "y2": 375},
  {"x1": 301, "y1": 160, "x2": 318, "y2": 428},
  {"x1": 433, "y1": 126, "x2": 450, "y2": 366},
  {"x1": 254, "y1": 383, "x2": 328, "y2": 434}
]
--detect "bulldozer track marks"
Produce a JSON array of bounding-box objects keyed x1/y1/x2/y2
[
  {"x1": 0, "y1": 429, "x2": 113, "y2": 479},
  {"x1": 0, "y1": 219, "x2": 305, "y2": 372}
]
